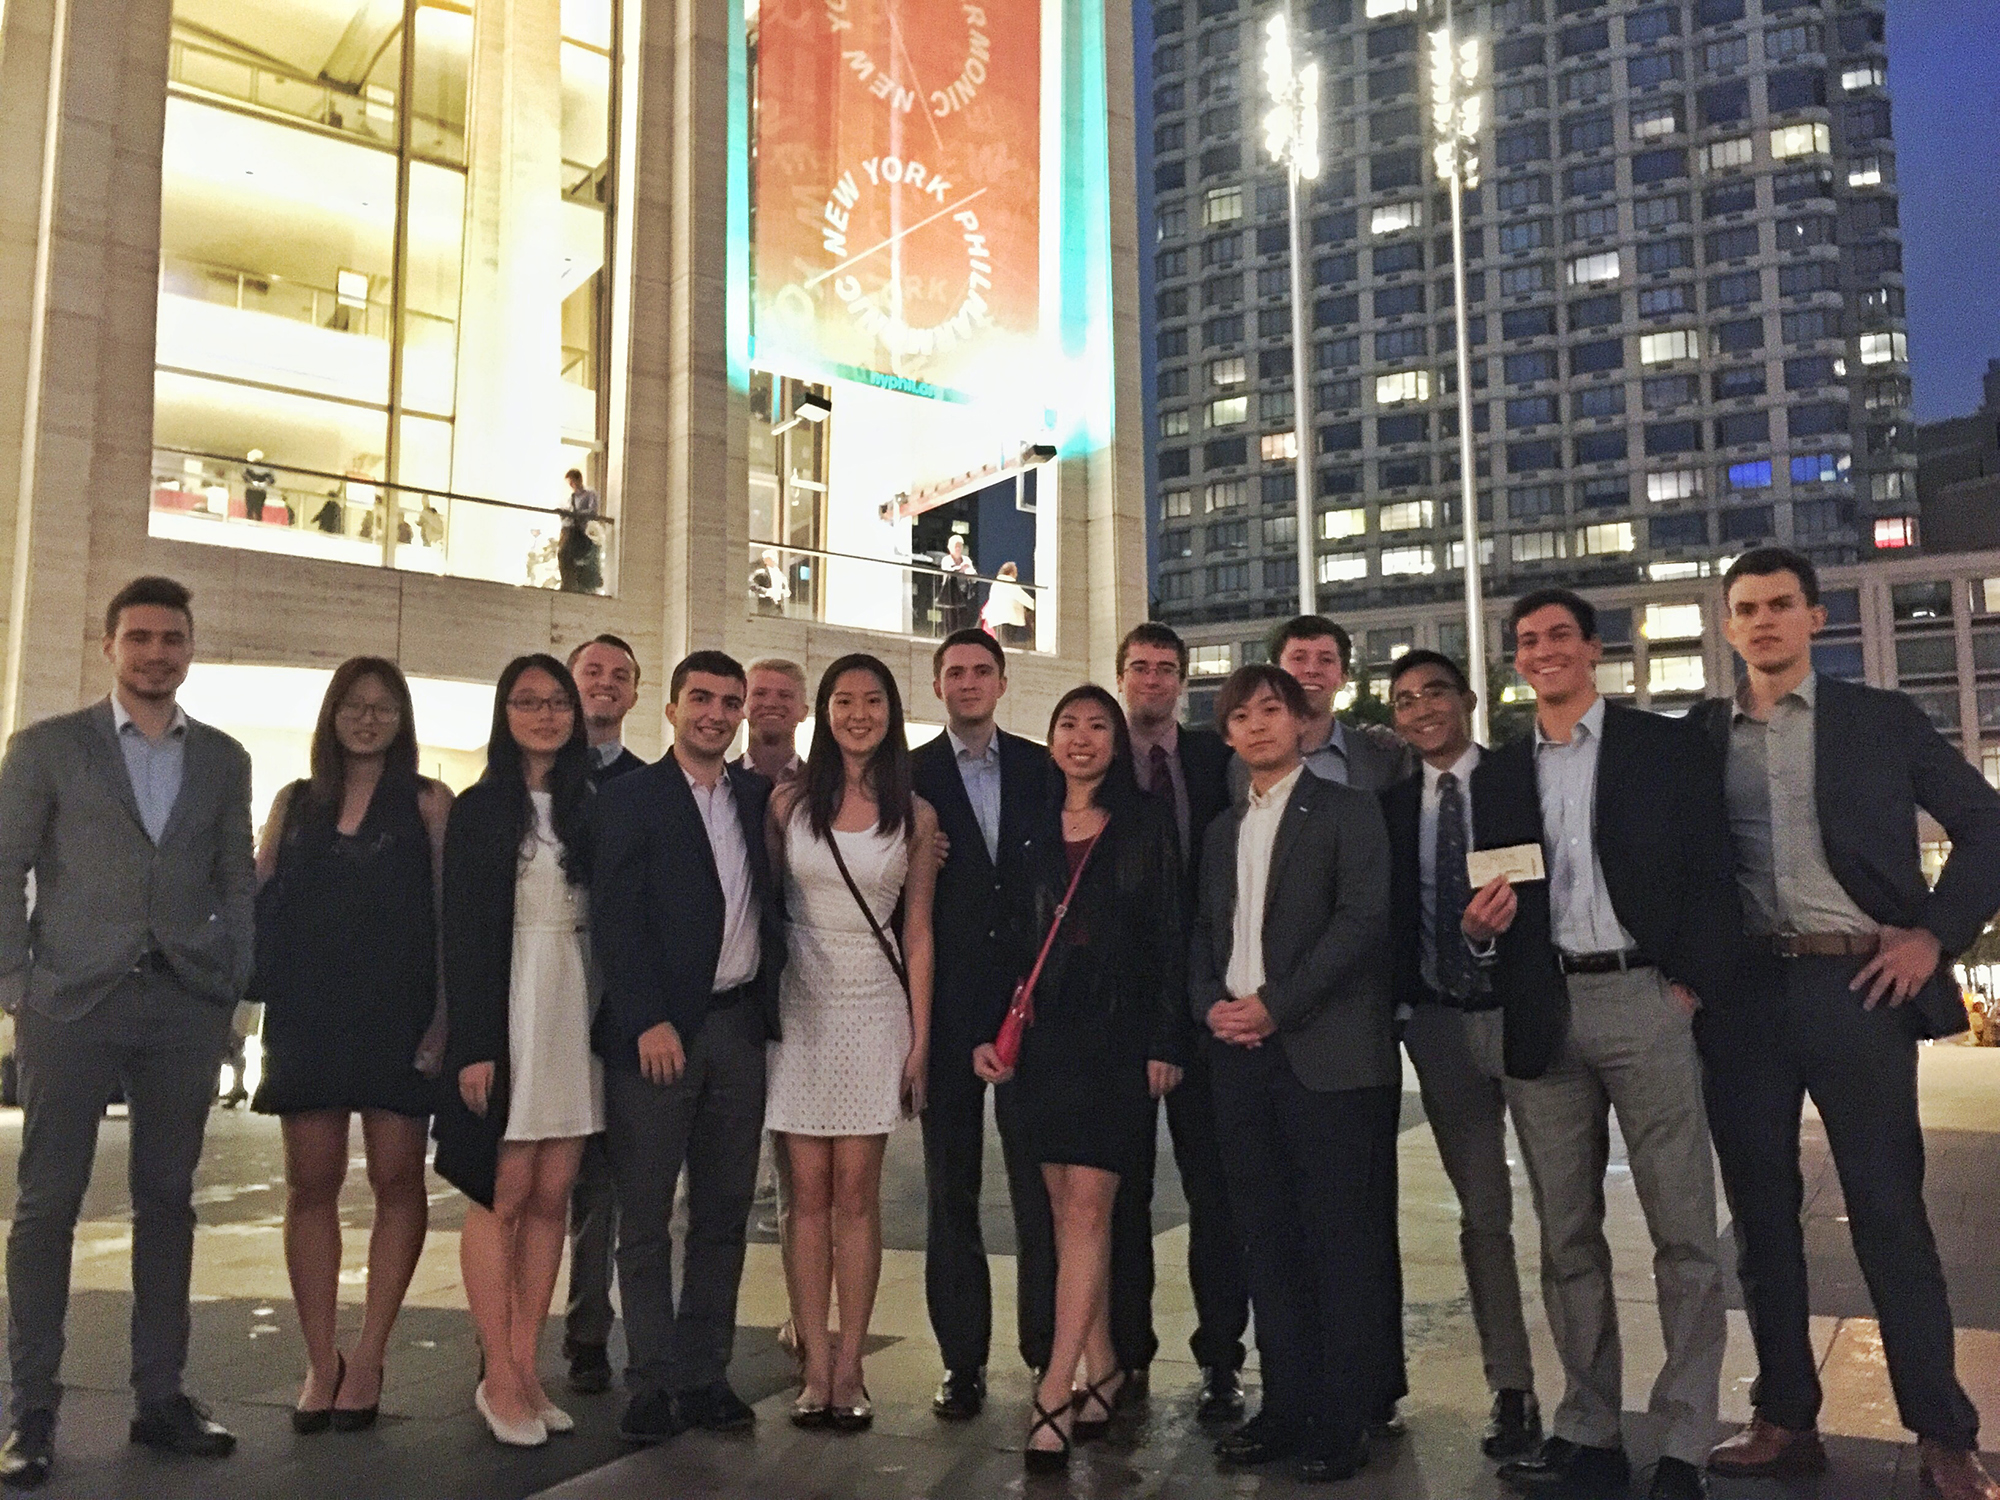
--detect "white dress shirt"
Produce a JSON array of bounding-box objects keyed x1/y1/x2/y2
[
  {"x1": 1533, "y1": 696, "x2": 1637, "y2": 955},
  {"x1": 1225, "y1": 765, "x2": 1302, "y2": 998},
  {"x1": 685, "y1": 766, "x2": 762, "y2": 992},
  {"x1": 1418, "y1": 744, "x2": 1481, "y2": 990}
]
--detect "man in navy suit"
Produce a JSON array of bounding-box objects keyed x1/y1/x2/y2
[
  {"x1": 592, "y1": 652, "x2": 785, "y2": 1445},
  {"x1": 910, "y1": 629, "x2": 1049, "y2": 1418}
]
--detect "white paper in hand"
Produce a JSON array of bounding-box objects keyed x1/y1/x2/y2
[{"x1": 1467, "y1": 843, "x2": 1546, "y2": 886}]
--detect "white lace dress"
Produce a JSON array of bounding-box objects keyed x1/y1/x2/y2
[
  {"x1": 504, "y1": 791, "x2": 604, "y2": 1142},
  {"x1": 765, "y1": 806, "x2": 912, "y2": 1137}
]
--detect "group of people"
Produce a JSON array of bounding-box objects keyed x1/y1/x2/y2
[{"x1": 1, "y1": 550, "x2": 1996, "y2": 1500}]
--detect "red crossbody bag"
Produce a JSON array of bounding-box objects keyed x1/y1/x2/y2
[{"x1": 994, "y1": 830, "x2": 1103, "y2": 1070}]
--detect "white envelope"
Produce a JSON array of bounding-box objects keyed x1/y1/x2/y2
[{"x1": 1467, "y1": 843, "x2": 1546, "y2": 886}]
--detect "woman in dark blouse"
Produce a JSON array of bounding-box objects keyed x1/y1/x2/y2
[
  {"x1": 251, "y1": 656, "x2": 451, "y2": 1432},
  {"x1": 974, "y1": 685, "x2": 1185, "y2": 1470}
]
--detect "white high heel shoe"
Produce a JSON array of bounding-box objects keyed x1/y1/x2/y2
[
  {"x1": 537, "y1": 1401, "x2": 576, "y2": 1435},
  {"x1": 475, "y1": 1382, "x2": 549, "y2": 1447}
]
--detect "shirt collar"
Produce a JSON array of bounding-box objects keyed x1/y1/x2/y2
[
  {"x1": 1301, "y1": 718, "x2": 1347, "y2": 761},
  {"x1": 1246, "y1": 764, "x2": 1304, "y2": 812},
  {"x1": 590, "y1": 739, "x2": 626, "y2": 770},
  {"x1": 1733, "y1": 669, "x2": 1817, "y2": 721},
  {"x1": 1129, "y1": 719, "x2": 1181, "y2": 760},
  {"x1": 735, "y1": 750, "x2": 802, "y2": 777},
  {"x1": 1534, "y1": 694, "x2": 1606, "y2": 750},
  {"x1": 682, "y1": 761, "x2": 733, "y2": 798},
  {"x1": 1422, "y1": 743, "x2": 1481, "y2": 792},
  {"x1": 111, "y1": 695, "x2": 188, "y2": 740},
  {"x1": 946, "y1": 725, "x2": 999, "y2": 765}
]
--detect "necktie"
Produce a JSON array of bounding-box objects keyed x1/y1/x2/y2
[
  {"x1": 1434, "y1": 771, "x2": 1478, "y2": 1001},
  {"x1": 1147, "y1": 743, "x2": 1173, "y2": 803}
]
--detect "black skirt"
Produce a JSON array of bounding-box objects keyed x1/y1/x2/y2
[{"x1": 1011, "y1": 962, "x2": 1154, "y2": 1175}]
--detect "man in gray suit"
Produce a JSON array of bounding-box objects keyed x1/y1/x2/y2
[
  {"x1": 1191, "y1": 664, "x2": 1398, "y2": 1485},
  {"x1": 0, "y1": 576, "x2": 253, "y2": 1488},
  {"x1": 1229, "y1": 616, "x2": 1412, "y2": 803}
]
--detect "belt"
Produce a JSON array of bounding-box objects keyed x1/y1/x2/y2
[
  {"x1": 1559, "y1": 948, "x2": 1651, "y2": 975},
  {"x1": 707, "y1": 980, "x2": 757, "y2": 1009},
  {"x1": 1767, "y1": 932, "x2": 1880, "y2": 959}
]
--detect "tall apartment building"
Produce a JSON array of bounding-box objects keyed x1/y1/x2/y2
[{"x1": 1139, "y1": 0, "x2": 1914, "y2": 637}]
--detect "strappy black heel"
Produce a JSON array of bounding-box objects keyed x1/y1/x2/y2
[
  {"x1": 1070, "y1": 1370, "x2": 1124, "y2": 1442},
  {"x1": 1024, "y1": 1398, "x2": 1072, "y2": 1473}
]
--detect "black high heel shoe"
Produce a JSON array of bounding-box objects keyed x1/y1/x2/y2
[
  {"x1": 1024, "y1": 1398, "x2": 1072, "y2": 1474},
  {"x1": 1070, "y1": 1370, "x2": 1124, "y2": 1443},
  {"x1": 330, "y1": 1359, "x2": 379, "y2": 1433},
  {"x1": 292, "y1": 1353, "x2": 344, "y2": 1435}
]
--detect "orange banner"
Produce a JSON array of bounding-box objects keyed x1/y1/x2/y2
[{"x1": 753, "y1": 0, "x2": 1041, "y2": 402}]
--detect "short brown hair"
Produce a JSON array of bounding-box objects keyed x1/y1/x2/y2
[
  {"x1": 567, "y1": 633, "x2": 641, "y2": 685},
  {"x1": 932, "y1": 628, "x2": 1005, "y2": 678},
  {"x1": 1267, "y1": 615, "x2": 1351, "y2": 672},
  {"x1": 1214, "y1": 664, "x2": 1309, "y2": 728},
  {"x1": 104, "y1": 576, "x2": 193, "y2": 638},
  {"x1": 1116, "y1": 621, "x2": 1188, "y2": 677}
]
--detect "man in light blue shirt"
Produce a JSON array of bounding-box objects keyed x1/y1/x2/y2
[
  {"x1": 946, "y1": 726, "x2": 1001, "y2": 861},
  {"x1": 1531, "y1": 696, "x2": 1638, "y2": 956},
  {"x1": 111, "y1": 695, "x2": 188, "y2": 844}
]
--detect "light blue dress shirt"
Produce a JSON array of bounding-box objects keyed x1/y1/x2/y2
[
  {"x1": 1533, "y1": 696, "x2": 1636, "y2": 955},
  {"x1": 947, "y1": 725, "x2": 1002, "y2": 861},
  {"x1": 111, "y1": 696, "x2": 188, "y2": 845},
  {"x1": 1299, "y1": 719, "x2": 1351, "y2": 785}
]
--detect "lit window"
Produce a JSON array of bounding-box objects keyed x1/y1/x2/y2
[
  {"x1": 1375, "y1": 370, "x2": 1431, "y2": 404},
  {"x1": 1320, "y1": 507, "x2": 1366, "y2": 539},
  {"x1": 1647, "y1": 469, "x2": 1701, "y2": 502},
  {"x1": 1261, "y1": 431, "x2": 1299, "y2": 461},
  {"x1": 1380, "y1": 545, "x2": 1436, "y2": 575},
  {"x1": 1210, "y1": 356, "x2": 1248, "y2": 385},
  {"x1": 1204, "y1": 186, "x2": 1245, "y2": 225},
  {"x1": 1648, "y1": 560, "x2": 1706, "y2": 581},
  {"x1": 1871, "y1": 471, "x2": 1908, "y2": 502},
  {"x1": 1841, "y1": 62, "x2": 1885, "y2": 91},
  {"x1": 1770, "y1": 122, "x2": 1831, "y2": 159},
  {"x1": 1160, "y1": 410, "x2": 1190, "y2": 437},
  {"x1": 1366, "y1": 0, "x2": 1417, "y2": 12},
  {"x1": 1188, "y1": 645, "x2": 1234, "y2": 676},
  {"x1": 1163, "y1": 489, "x2": 1193, "y2": 518},
  {"x1": 1205, "y1": 479, "x2": 1247, "y2": 510},
  {"x1": 1371, "y1": 201, "x2": 1423, "y2": 235},
  {"x1": 1791, "y1": 452, "x2": 1849, "y2": 484},
  {"x1": 1566, "y1": 251, "x2": 1621, "y2": 286},
  {"x1": 1444, "y1": 537, "x2": 1497, "y2": 571},
  {"x1": 1379, "y1": 500, "x2": 1433, "y2": 531},
  {"x1": 1648, "y1": 652, "x2": 1706, "y2": 694},
  {"x1": 1874, "y1": 516, "x2": 1916, "y2": 549},
  {"x1": 1578, "y1": 521, "x2": 1635, "y2": 555},
  {"x1": 1728, "y1": 460, "x2": 1773, "y2": 490},
  {"x1": 1640, "y1": 329, "x2": 1697, "y2": 364},
  {"x1": 1317, "y1": 551, "x2": 1369, "y2": 582},
  {"x1": 1699, "y1": 136, "x2": 1753, "y2": 173},
  {"x1": 1643, "y1": 602, "x2": 1703, "y2": 640},
  {"x1": 1596, "y1": 660, "x2": 1637, "y2": 695},
  {"x1": 1207, "y1": 397, "x2": 1248, "y2": 427},
  {"x1": 1859, "y1": 330, "x2": 1908, "y2": 366},
  {"x1": 1511, "y1": 530, "x2": 1566, "y2": 563},
  {"x1": 1848, "y1": 157, "x2": 1883, "y2": 187},
  {"x1": 1631, "y1": 103, "x2": 1679, "y2": 140}
]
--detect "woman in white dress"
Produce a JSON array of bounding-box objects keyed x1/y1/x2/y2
[
  {"x1": 435, "y1": 655, "x2": 603, "y2": 1448},
  {"x1": 765, "y1": 654, "x2": 937, "y2": 1431}
]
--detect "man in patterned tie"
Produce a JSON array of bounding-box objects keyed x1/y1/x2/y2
[{"x1": 1379, "y1": 650, "x2": 1542, "y2": 1464}]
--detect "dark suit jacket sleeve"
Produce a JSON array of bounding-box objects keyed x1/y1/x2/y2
[
  {"x1": 217, "y1": 739, "x2": 257, "y2": 998},
  {"x1": 588, "y1": 779, "x2": 672, "y2": 1045},
  {"x1": 1188, "y1": 817, "x2": 1232, "y2": 1026},
  {"x1": 1261, "y1": 790, "x2": 1393, "y2": 1032},
  {"x1": 0, "y1": 724, "x2": 54, "y2": 999},
  {"x1": 1667, "y1": 722, "x2": 1741, "y2": 1004},
  {"x1": 1902, "y1": 694, "x2": 2000, "y2": 953},
  {"x1": 1139, "y1": 806, "x2": 1189, "y2": 1068},
  {"x1": 441, "y1": 791, "x2": 507, "y2": 1072}
]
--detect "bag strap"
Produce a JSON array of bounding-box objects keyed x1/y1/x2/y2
[
  {"x1": 1016, "y1": 827, "x2": 1105, "y2": 1009},
  {"x1": 825, "y1": 827, "x2": 910, "y2": 995}
]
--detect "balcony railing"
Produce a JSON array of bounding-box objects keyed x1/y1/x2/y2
[
  {"x1": 158, "y1": 255, "x2": 454, "y2": 345},
  {"x1": 151, "y1": 448, "x2": 616, "y2": 597},
  {"x1": 747, "y1": 542, "x2": 1046, "y2": 649}
]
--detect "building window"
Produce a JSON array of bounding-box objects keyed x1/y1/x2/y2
[
  {"x1": 1650, "y1": 512, "x2": 1709, "y2": 550},
  {"x1": 1791, "y1": 452, "x2": 1849, "y2": 485},
  {"x1": 1721, "y1": 504, "x2": 1773, "y2": 542},
  {"x1": 1574, "y1": 430, "x2": 1628, "y2": 463},
  {"x1": 1714, "y1": 364, "x2": 1767, "y2": 399},
  {"x1": 1163, "y1": 488, "x2": 1194, "y2": 518},
  {"x1": 1261, "y1": 431, "x2": 1299, "y2": 461},
  {"x1": 1498, "y1": 219, "x2": 1555, "y2": 254},
  {"x1": 1631, "y1": 101, "x2": 1680, "y2": 139},
  {"x1": 1207, "y1": 562, "x2": 1250, "y2": 592},
  {"x1": 1566, "y1": 251, "x2": 1621, "y2": 285},
  {"x1": 1574, "y1": 384, "x2": 1625, "y2": 417},
  {"x1": 1187, "y1": 645, "x2": 1234, "y2": 678},
  {"x1": 1577, "y1": 521, "x2": 1636, "y2": 555},
  {"x1": 1205, "y1": 479, "x2": 1248, "y2": 510},
  {"x1": 1567, "y1": 206, "x2": 1620, "y2": 240},
  {"x1": 1727, "y1": 459, "x2": 1773, "y2": 489},
  {"x1": 1317, "y1": 552, "x2": 1369, "y2": 582},
  {"x1": 1380, "y1": 500, "x2": 1434, "y2": 531},
  {"x1": 1705, "y1": 225, "x2": 1759, "y2": 262},
  {"x1": 1636, "y1": 240, "x2": 1693, "y2": 277},
  {"x1": 1639, "y1": 284, "x2": 1694, "y2": 318},
  {"x1": 1497, "y1": 175, "x2": 1553, "y2": 211},
  {"x1": 1571, "y1": 338, "x2": 1624, "y2": 373},
  {"x1": 1643, "y1": 373, "x2": 1697, "y2": 409},
  {"x1": 1647, "y1": 468, "x2": 1701, "y2": 501},
  {"x1": 1698, "y1": 136, "x2": 1754, "y2": 174},
  {"x1": 1842, "y1": 61, "x2": 1886, "y2": 91},
  {"x1": 1380, "y1": 545, "x2": 1436, "y2": 575},
  {"x1": 1160, "y1": 410, "x2": 1191, "y2": 437},
  {"x1": 1874, "y1": 517, "x2": 1917, "y2": 550},
  {"x1": 1766, "y1": 22, "x2": 1819, "y2": 61},
  {"x1": 1204, "y1": 186, "x2": 1245, "y2": 224},
  {"x1": 1510, "y1": 484, "x2": 1562, "y2": 519},
  {"x1": 1859, "y1": 331, "x2": 1908, "y2": 366},
  {"x1": 1648, "y1": 652, "x2": 1706, "y2": 694},
  {"x1": 1375, "y1": 370, "x2": 1431, "y2": 405},
  {"x1": 1848, "y1": 156, "x2": 1884, "y2": 188},
  {"x1": 1634, "y1": 194, "x2": 1690, "y2": 230},
  {"x1": 1372, "y1": 200, "x2": 1423, "y2": 234},
  {"x1": 1206, "y1": 520, "x2": 1249, "y2": 551},
  {"x1": 1259, "y1": 388, "x2": 1295, "y2": 423},
  {"x1": 1626, "y1": 5, "x2": 1680, "y2": 44},
  {"x1": 1376, "y1": 327, "x2": 1429, "y2": 360},
  {"x1": 1321, "y1": 508, "x2": 1367, "y2": 540},
  {"x1": 1562, "y1": 111, "x2": 1615, "y2": 154},
  {"x1": 1640, "y1": 330, "x2": 1696, "y2": 364},
  {"x1": 1210, "y1": 356, "x2": 1248, "y2": 385},
  {"x1": 1207, "y1": 397, "x2": 1248, "y2": 427},
  {"x1": 1508, "y1": 395, "x2": 1560, "y2": 428},
  {"x1": 1500, "y1": 263, "x2": 1554, "y2": 298},
  {"x1": 1628, "y1": 51, "x2": 1682, "y2": 89},
  {"x1": 1512, "y1": 530, "x2": 1567, "y2": 562},
  {"x1": 1158, "y1": 571, "x2": 1195, "y2": 602}
]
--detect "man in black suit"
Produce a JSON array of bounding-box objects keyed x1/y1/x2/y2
[
  {"x1": 910, "y1": 628, "x2": 1049, "y2": 1419},
  {"x1": 1191, "y1": 664, "x2": 1398, "y2": 1485},
  {"x1": 1113, "y1": 622, "x2": 1248, "y2": 1422},
  {"x1": 563, "y1": 634, "x2": 646, "y2": 1394},
  {"x1": 1461, "y1": 589, "x2": 1736, "y2": 1500},
  {"x1": 591, "y1": 651, "x2": 785, "y2": 1445},
  {"x1": 1693, "y1": 549, "x2": 2000, "y2": 1500},
  {"x1": 1380, "y1": 650, "x2": 1541, "y2": 1461}
]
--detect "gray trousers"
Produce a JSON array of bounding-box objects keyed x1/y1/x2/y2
[
  {"x1": 6, "y1": 970, "x2": 231, "y2": 1422},
  {"x1": 603, "y1": 999, "x2": 767, "y2": 1397},
  {"x1": 1404, "y1": 1000, "x2": 1535, "y2": 1394},
  {"x1": 563, "y1": 1132, "x2": 618, "y2": 1355},
  {"x1": 1468, "y1": 967, "x2": 1725, "y2": 1465}
]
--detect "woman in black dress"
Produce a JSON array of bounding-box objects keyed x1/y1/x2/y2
[
  {"x1": 973, "y1": 685, "x2": 1185, "y2": 1469},
  {"x1": 251, "y1": 657, "x2": 451, "y2": 1431}
]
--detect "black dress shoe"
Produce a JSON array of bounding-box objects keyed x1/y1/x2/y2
[
  {"x1": 1499, "y1": 1436, "x2": 1629, "y2": 1495},
  {"x1": 932, "y1": 1369, "x2": 986, "y2": 1421},
  {"x1": 1483, "y1": 1388, "x2": 1544, "y2": 1460},
  {"x1": 129, "y1": 1395, "x2": 236, "y2": 1458},
  {"x1": 1649, "y1": 1456, "x2": 1707, "y2": 1500},
  {"x1": 675, "y1": 1382, "x2": 755, "y2": 1433},
  {"x1": 617, "y1": 1389, "x2": 681, "y2": 1444},
  {"x1": 567, "y1": 1345, "x2": 613, "y2": 1396},
  {"x1": 1196, "y1": 1367, "x2": 1245, "y2": 1425},
  {"x1": 0, "y1": 1412, "x2": 54, "y2": 1491},
  {"x1": 1297, "y1": 1431, "x2": 1371, "y2": 1484},
  {"x1": 1370, "y1": 1399, "x2": 1407, "y2": 1440},
  {"x1": 1215, "y1": 1411, "x2": 1301, "y2": 1466}
]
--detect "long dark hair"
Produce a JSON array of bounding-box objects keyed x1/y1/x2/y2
[
  {"x1": 483, "y1": 654, "x2": 593, "y2": 884},
  {"x1": 803, "y1": 654, "x2": 914, "y2": 841},
  {"x1": 1046, "y1": 683, "x2": 1141, "y2": 812},
  {"x1": 307, "y1": 656, "x2": 420, "y2": 809}
]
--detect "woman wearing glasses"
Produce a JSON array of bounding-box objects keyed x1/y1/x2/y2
[
  {"x1": 432, "y1": 655, "x2": 601, "y2": 1447},
  {"x1": 252, "y1": 657, "x2": 451, "y2": 1434}
]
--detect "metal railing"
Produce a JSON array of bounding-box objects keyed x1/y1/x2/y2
[
  {"x1": 150, "y1": 448, "x2": 616, "y2": 597},
  {"x1": 747, "y1": 542, "x2": 1046, "y2": 648},
  {"x1": 158, "y1": 255, "x2": 455, "y2": 344}
]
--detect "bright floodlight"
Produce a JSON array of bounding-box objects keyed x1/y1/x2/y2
[
  {"x1": 1262, "y1": 12, "x2": 1320, "y2": 182},
  {"x1": 1428, "y1": 25, "x2": 1482, "y2": 188}
]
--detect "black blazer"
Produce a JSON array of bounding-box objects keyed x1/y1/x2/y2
[
  {"x1": 589, "y1": 756, "x2": 784, "y2": 1071},
  {"x1": 590, "y1": 746, "x2": 647, "y2": 786},
  {"x1": 1381, "y1": 762, "x2": 1497, "y2": 1017},
  {"x1": 1471, "y1": 699, "x2": 1740, "y2": 1081},
  {"x1": 1173, "y1": 725, "x2": 1234, "y2": 898},
  {"x1": 1691, "y1": 675, "x2": 2000, "y2": 1038},
  {"x1": 1189, "y1": 770, "x2": 1397, "y2": 1093},
  {"x1": 911, "y1": 727, "x2": 1045, "y2": 1062}
]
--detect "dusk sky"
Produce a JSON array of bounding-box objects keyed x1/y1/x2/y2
[{"x1": 1892, "y1": 1, "x2": 2000, "y2": 422}]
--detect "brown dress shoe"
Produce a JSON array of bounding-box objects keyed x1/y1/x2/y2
[
  {"x1": 1705, "y1": 1416, "x2": 1828, "y2": 1477},
  {"x1": 1919, "y1": 1441, "x2": 2000, "y2": 1500}
]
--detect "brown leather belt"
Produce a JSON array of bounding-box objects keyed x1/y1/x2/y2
[
  {"x1": 1560, "y1": 948, "x2": 1651, "y2": 975},
  {"x1": 1767, "y1": 932, "x2": 1880, "y2": 958}
]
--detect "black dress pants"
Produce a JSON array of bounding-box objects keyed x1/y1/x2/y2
[
  {"x1": 1209, "y1": 1039, "x2": 1401, "y2": 1452},
  {"x1": 1697, "y1": 953, "x2": 1981, "y2": 1450}
]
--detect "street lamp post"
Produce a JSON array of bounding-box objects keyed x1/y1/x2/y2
[
  {"x1": 1262, "y1": 6, "x2": 1319, "y2": 617},
  {"x1": 1429, "y1": 0, "x2": 1489, "y2": 741}
]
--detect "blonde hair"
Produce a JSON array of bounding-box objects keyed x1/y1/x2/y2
[{"x1": 746, "y1": 656, "x2": 807, "y2": 690}]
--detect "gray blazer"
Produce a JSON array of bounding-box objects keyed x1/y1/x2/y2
[
  {"x1": 1189, "y1": 769, "x2": 1397, "y2": 1093},
  {"x1": 0, "y1": 699, "x2": 255, "y2": 1020}
]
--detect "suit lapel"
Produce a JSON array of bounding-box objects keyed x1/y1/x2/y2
[
  {"x1": 935, "y1": 737, "x2": 997, "y2": 872},
  {"x1": 157, "y1": 721, "x2": 210, "y2": 849},
  {"x1": 87, "y1": 699, "x2": 151, "y2": 838},
  {"x1": 1262, "y1": 772, "x2": 1315, "y2": 930},
  {"x1": 664, "y1": 760, "x2": 725, "y2": 897}
]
